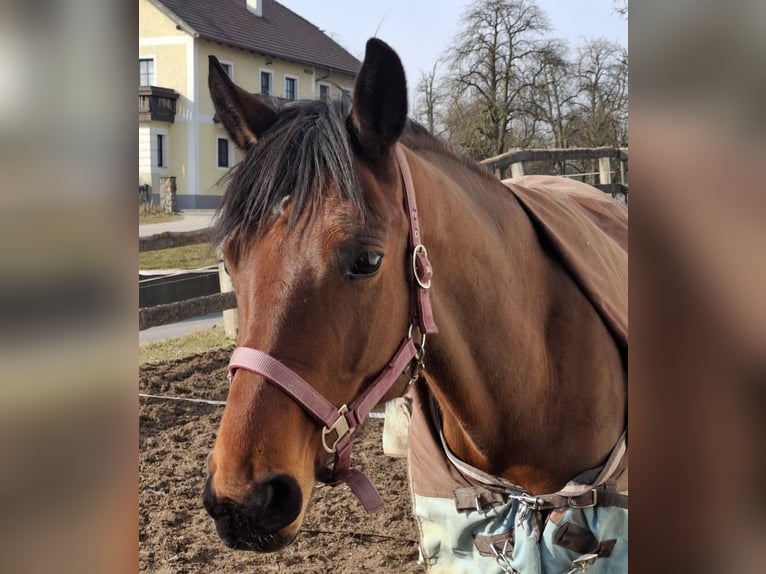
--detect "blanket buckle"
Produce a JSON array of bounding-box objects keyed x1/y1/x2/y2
[
  {"x1": 565, "y1": 552, "x2": 599, "y2": 573},
  {"x1": 510, "y1": 493, "x2": 545, "y2": 510},
  {"x1": 568, "y1": 489, "x2": 598, "y2": 509}
]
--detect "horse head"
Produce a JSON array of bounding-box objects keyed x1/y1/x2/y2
[{"x1": 202, "y1": 39, "x2": 418, "y2": 551}]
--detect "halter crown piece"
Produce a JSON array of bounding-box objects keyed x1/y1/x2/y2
[{"x1": 227, "y1": 144, "x2": 438, "y2": 512}]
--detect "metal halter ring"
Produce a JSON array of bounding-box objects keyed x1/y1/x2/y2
[
  {"x1": 412, "y1": 244, "x2": 432, "y2": 289},
  {"x1": 406, "y1": 325, "x2": 427, "y2": 384},
  {"x1": 407, "y1": 324, "x2": 427, "y2": 353}
]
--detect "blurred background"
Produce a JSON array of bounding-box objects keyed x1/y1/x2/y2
[
  {"x1": 631, "y1": 1, "x2": 766, "y2": 571},
  {"x1": 0, "y1": 1, "x2": 137, "y2": 573},
  {"x1": 0, "y1": 0, "x2": 763, "y2": 572}
]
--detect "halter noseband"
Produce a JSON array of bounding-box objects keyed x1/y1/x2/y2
[{"x1": 226, "y1": 144, "x2": 438, "y2": 512}]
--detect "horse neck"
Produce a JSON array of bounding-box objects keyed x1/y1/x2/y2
[{"x1": 406, "y1": 146, "x2": 626, "y2": 494}]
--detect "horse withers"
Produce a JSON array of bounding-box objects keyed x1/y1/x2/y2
[{"x1": 202, "y1": 38, "x2": 627, "y2": 572}]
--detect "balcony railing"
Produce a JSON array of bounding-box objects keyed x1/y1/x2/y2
[{"x1": 139, "y1": 86, "x2": 178, "y2": 123}]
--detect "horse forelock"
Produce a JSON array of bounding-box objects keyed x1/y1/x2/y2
[{"x1": 214, "y1": 99, "x2": 368, "y2": 260}]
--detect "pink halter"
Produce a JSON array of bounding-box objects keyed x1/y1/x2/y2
[{"x1": 227, "y1": 145, "x2": 438, "y2": 512}]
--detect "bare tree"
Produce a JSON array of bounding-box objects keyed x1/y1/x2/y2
[
  {"x1": 571, "y1": 39, "x2": 628, "y2": 148},
  {"x1": 524, "y1": 41, "x2": 577, "y2": 147},
  {"x1": 410, "y1": 0, "x2": 629, "y2": 165},
  {"x1": 613, "y1": 0, "x2": 628, "y2": 18},
  {"x1": 413, "y1": 62, "x2": 442, "y2": 135},
  {"x1": 443, "y1": 0, "x2": 552, "y2": 159}
]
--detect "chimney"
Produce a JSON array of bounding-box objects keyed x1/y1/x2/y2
[{"x1": 246, "y1": 0, "x2": 262, "y2": 17}]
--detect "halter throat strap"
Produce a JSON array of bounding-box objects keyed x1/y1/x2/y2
[{"x1": 226, "y1": 144, "x2": 436, "y2": 513}]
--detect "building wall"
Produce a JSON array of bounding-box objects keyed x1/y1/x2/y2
[
  {"x1": 139, "y1": 0, "x2": 193, "y2": 200},
  {"x1": 139, "y1": 0, "x2": 358, "y2": 208},
  {"x1": 195, "y1": 40, "x2": 357, "y2": 203},
  {"x1": 138, "y1": 125, "x2": 151, "y2": 189},
  {"x1": 139, "y1": 0, "x2": 186, "y2": 38},
  {"x1": 139, "y1": 123, "x2": 171, "y2": 200}
]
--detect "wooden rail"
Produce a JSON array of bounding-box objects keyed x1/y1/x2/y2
[
  {"x1": 481, "y1": 146, "x2": 628, "y2": 172},
  {"x1": 482, "y1": 147, "x2": 628, "y2": 197},
  {"x1": 139, "y1": 227, "x2": 214, "y2": 253},
  {"x1": 139, "y1": 291, "x2": 237, "y2": 331}
]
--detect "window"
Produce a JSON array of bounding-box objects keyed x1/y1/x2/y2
[
  {"x1": 260, "y1": 71, "x2": 272, "y2": 95},
  {"x1": 156, "y1": 134, "x2": 165, "y2": 167},
  {"x1": 340, "y1": 87, "x2": 352, "y2": 109},
  {"x1": 319, "y1": 83, "x2": 330, "y2": 102},
  {"x1": 284, "y1": 77, "x2": 297, "y2": 101},
  {"x1": 217, "y1": 137, "x2": 230, "y2": 168},
  {"x1": 220, "y1": 63, "x2": 232, "y2": 78},
  {"x1": 139, "y1": 58, "x2": 155, "y2": 86}
]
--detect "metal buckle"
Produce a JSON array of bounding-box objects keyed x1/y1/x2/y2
[
  {"x1": 412, "y1": 244, "x2": 432, "y2": 289},
  {"x1": 489, "y1": 542, "x2": 518, "y2": 573},
  {"x1": 565, "y1": 553, "x2": 599, "y2": 573},
  {"x1": 568, "y1": 489, "x2": 598, "y2": 508},
  {"x1": 510, "y1": 493, "x2": 545, "y2": 510},
  {"x1": 321, "y1": 405, "x2": 352, "y2": 453},
  {"x1": 406, "y1": 325, "x2": 427, "y2": 384}
]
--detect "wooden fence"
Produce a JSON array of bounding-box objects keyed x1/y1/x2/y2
[
  {"x1": 139, "y1": 146, "x2": 628, "y2": 331},
  {"x1": 139, "y1": 228, "x2": 235, "y2": 331},
  {"x1": 139, "y1": 228, "x2": 214, "y2": 253},
  {"x1": 481, "y1": 146, "x2": 628, "y2": 202}
]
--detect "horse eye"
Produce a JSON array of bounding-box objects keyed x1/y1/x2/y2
[{"x1": 349, "y1": 251, "x2": 383, "y2": 278}]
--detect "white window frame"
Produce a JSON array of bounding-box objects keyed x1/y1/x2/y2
[
  {"x1": 154, "y1": 127, "x2": 169, "y2": 171},
  {"x1": 340, "y1": 87, "x2": 353, "y2": 112},
  {"x1": 217, "y1": 136, "x2": 232, "y2": 170},
  {"x1": 218, "y1": 60, "x2": 234, "y2": 80},
  {"x1": 259, "y1": 69, "x2": 273, "y2": 96},
  {"x1": 284, "y1": 75, "x2": 299, "y2": 101},
  {"x1": 318, "y1": 82, "x2": 332, "y2": 102},
  {"x1": 139, "y1": 56, "x2": 156, "y2": 86}
]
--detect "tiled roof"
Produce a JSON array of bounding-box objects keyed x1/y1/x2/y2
[{"x1": 151, "y1": 0, "x2": 361, "y2": 75}]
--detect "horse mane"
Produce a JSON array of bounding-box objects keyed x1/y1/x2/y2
[
  {"x1": 215, "y1": 99, "x2": 495, "y2": 258},
  {"x1": 400, "y1": 121, "x2": 498, "y2": 184},
  {"x1": 214, "y1": 98, "x2": 365, "y2": 257}
]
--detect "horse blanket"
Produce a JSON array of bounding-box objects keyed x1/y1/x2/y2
[{"x1": 395, "y1": 176, "x2": 628, "y2": 573}]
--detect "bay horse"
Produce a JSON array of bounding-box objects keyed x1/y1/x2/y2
[{"x1": 203, "y1": 38, "x2": 627, "y2": 572}]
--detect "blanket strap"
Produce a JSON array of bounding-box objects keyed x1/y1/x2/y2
[{"x1": 455, "y1": 481, "x2": 627, "y2": 513}]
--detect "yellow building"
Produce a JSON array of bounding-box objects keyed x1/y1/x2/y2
[{"x1": 139, "y1": 0, "x2": 360, "y2": 208}]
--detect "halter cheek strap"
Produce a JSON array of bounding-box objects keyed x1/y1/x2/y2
[
  {"x1": 227, "y1": 144, "x2": 437, "y2": 513},
  {"x1": 396, "y1": 145, "x2": 438, "y2": 334}
]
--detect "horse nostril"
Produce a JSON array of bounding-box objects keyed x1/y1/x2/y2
[
  {"x1": 246, "y1": 473, "x2": 303, "y2": 532},
  {"x1": 202, "y1": 475, "x2": 228, "y2": 520},
  {"x1": 202, "y1": 473, "x2": 303, "y2": 546}
]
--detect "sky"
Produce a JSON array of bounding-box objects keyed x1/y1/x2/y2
[{"x1": 278, "y1": 0, "x2": 627, "y2": 106}]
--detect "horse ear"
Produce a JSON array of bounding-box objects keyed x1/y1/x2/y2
[
  {"x1": 349, "y1": 38, "x2": 408, "y2": 161},
  {"x1": 208, "y1": 55, "x2": 277, "y2": 150}
]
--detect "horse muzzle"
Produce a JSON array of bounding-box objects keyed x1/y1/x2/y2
[{"x1": 202, "y1": 472, "x2": 303, "y2": 552}]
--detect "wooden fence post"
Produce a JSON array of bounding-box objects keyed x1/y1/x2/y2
[
  {"x1": 510, "y1": 162, "x2": 525, "y2": 178},
  {"x1": 619, "y1": 158, "x2": 626, "y2": 186},
  {"x1": 159, "y1": 176, "x2": 177, "y2": 213},
  {"x1": 598, "y1": 157, "x2": 612, "y2": 185},
  {"x1": 217, "y1": 247, "x2": 238, "y2": 338}
]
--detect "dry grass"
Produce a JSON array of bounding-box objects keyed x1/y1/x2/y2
[
  {"x1": 139, "y1": 324, "x2": 234, "y2": 365},
  {"x1": 139, "y1": 243, "x2": 218, "y2": 270}
]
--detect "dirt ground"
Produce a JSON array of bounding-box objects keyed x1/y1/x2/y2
[{"x1": 139, "y1": 349, "x2": 422, "y2": 573}]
